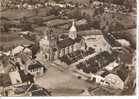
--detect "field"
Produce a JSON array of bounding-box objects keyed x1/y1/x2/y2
[{"x1": 0, "y1": 0, "x2": 136, "y2": 51}]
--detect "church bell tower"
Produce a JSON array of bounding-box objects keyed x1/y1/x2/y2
[{"x1": 69, "y1": 20, "x2": 77, "y2": 40}]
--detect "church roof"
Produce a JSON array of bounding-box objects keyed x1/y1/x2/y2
[
  {"x1": 57, "y1": 35, "x2": 82, "y2": 49},
  {"x1": 57, "y1": 38, "x2": 75, "y2": 49}
]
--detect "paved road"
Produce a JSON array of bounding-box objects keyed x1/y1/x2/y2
[{"x1": 35, "y1": 63, "x2": 98, "y2": 96}]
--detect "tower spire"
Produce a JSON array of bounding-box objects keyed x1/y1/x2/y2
[
  {"x1": 72, "y1": 19, "x2": 75, "y2": 26},
  {"x1": 69, "y1": 19, "x2": 77, "y2": 39}
]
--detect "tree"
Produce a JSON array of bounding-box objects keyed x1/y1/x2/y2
[
  {"x1": 89, "y1": 0, "x2": 93, "y2": 4},
  {"x1": 60, "y1": 34, "x2": 68, "y2": 39},
  {"x1": 3, "y1": 24, "x2": 9, "y2": 32},
  {"x1": 71, "y1": 8, "x2": 82, "y2": 19},
  {"x1": 50, "y1": 6, "x2": 61, "y2": 16},
  {"x1": 124, "y1": 0, "x2": 135, "y2": 12}
]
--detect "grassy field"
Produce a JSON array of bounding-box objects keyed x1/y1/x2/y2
[
  {"x1": 0, "y1": 9, "x2": 36, "y2": 19},
  {"x1": 0, "y1": 7, "x2": 52, "y2": 20},
  {"x1": 0, "y1": 2, "x2": 136, "y2": 52},
  {"x1": 0, "y1": 7, "x2": 53, "y2": 50}
]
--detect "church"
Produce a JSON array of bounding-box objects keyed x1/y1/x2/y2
[{"x1": 39, "y1": 20, "x2": 86, "y2": 62}]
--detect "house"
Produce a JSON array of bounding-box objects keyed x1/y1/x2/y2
[
  {"x1": 9, "y1": 70, "x2": 25, "y2": 85},
  {"x1": 11, "y1": 45, "x2": 32, "y2": 57},
  {"x1": 7, "y1": 46, "x2": 45, "y2": 76},
  {"x1": 104, "y1": 73, "x2": 124, "y2": 90},
  {"x1": 80, "y1": 29, "x2": 111, "y2": 53},
  {"x1": 9, "y1": 70, "x2": 34, "y2": 85},
  {"x1": 80, "y1": 89, "x2": 91, "y2": 96},
  {"x1": 112, "y1": 29, "x2": 136, "y2": 49},
  {"x1": 31, "y1": 88, "x2": 51, "y2": 96},
  {"x1": 74, "y1": 63, "x2": 124, "y2": 90},
  {"x1": 90, "y1": 70, "x2": 124, "y2": 90},
  {"x1": 27, "y1": 60, "x2": 46, "y2": 76},
  {"x1": 11, "y1": 46, "x2": 25, "y2": 56},
  {"x1": 90, "y1": 73, "x2": 105, "y2": 84},
  {"x1": 39, "y1": 20, "x2": 86, "y2": 61},
  {"x1": 104, "y1": 60, "x2": 119, "y2": 71},
  {"x1": 116, "y1": 39, "x2": 130, "y2": 47},
  {"x1": 0, "y1": 70, "x2": 34, "y2": 96},
  {"x1": 93, "y1": 1, "x2": 101, "y2": 6},
  {"x1": 14, "y1": 84, "x2": 51, "y2": 96},
  {"x1": 89, "y1": 70, "x2": 110, "y2": 85}
]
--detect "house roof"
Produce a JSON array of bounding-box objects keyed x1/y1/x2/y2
[
  {"x1": 31, "y1": 89, "x2": 49, "y2": 96},
  {"x1": 15, "y1": 52, "x2": 31, "y2": 64},
  {"x1": 76, "y1": 19, "x2": 88, "y2": 26},
  {"x1": 100, "y1": 70, "x2": 110, "y2": 77},
  {"x1": 104, "y1": 73, "x2": 124, "y2": 90},
  {"x1": 14, "y1": 84, "x2": 39, "y2": 94},
  {"x1": 12, "y1": 46, "x2": 24, "y2": 55},
  {"x1": 28, "y1": 61, "x2": 44, "y2": 70},
  {"x1": 14, "y1": 84, "x2": 50, "y2": 96}
]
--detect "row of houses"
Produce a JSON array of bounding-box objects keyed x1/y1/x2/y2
[
  {"x1": 0, "y1": 70, "x2": 34, "y2": 96},
  {"x1": 0, "y1": 43, "x2": 48, "y2": 96},
  {"x1": 74, "y1": 61, "x2": 129, "y2": 90},
  {"x1": 0, "y1": 40, "x2": 47, "y2": 96},
  {"x1": 0, "y1": 71, "x2": 50, "y2": 96},
  {"x1": 0, "y1": 45, "x2": 46, "y2": 74}
]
